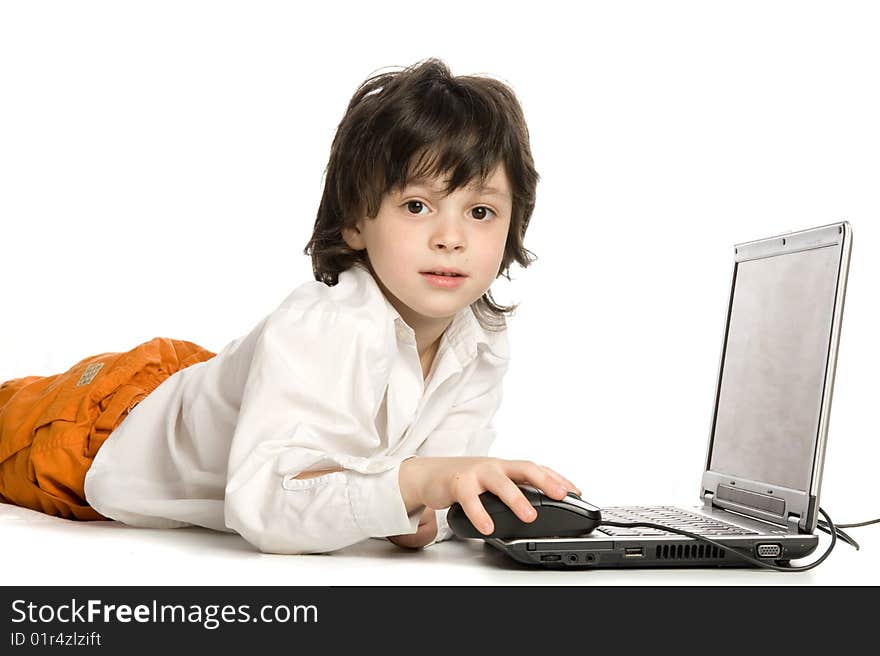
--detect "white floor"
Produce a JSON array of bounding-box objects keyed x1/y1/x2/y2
[{"x1": 3, "y1": 503, "x2": 876, "y2": 586}]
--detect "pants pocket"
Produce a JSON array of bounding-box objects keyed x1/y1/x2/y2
[{"x1": 87, "y1": 383, "x2": 149, "y2": 458}]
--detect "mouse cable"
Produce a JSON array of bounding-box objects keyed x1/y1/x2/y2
[
  {"x1": 816, "y1": 520, "x2": 859, "y2": 550},
  {"x1": 599, "y1": 506, "x2": 837, "y2": 572},
  {"x1": 813, "y1": 513, "x2": 880, "y2": 551},
  {"x1": 828, "y1": 516, "x2": 880, "y2": 528}
]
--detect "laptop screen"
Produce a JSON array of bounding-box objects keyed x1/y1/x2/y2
[{"x1": 708, "y1": 245, "x2": 841, "y2": 492}]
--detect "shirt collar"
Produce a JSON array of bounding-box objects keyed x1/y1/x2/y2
[{"x1": 345, "y1": 261, "x2": 510, "y2": 366}]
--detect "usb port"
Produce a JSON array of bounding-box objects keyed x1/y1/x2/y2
[{"x1": 624, "y1": 547, "x2": 644, "y2": 558}]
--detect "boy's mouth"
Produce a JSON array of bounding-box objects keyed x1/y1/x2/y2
[
  {"x1": 419, "y1": 268, "x2": 467, "y2": 277},
  {"x1": 420, "y1": 270, "x2": 468, "y2": 289}
]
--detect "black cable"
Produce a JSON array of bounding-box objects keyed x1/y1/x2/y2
[
  {"x1": 834, "y1": 517, "x2": 880, "y2": 529},
  {"x1": 816, "y1": 520, "x2": 859, "y2": 550},
  {"x1": 600, "y1": 506, "x2": 837, "y2": 572},
  {"x1": 814, "y1": 511, "x2": 880, "y2": 548}
]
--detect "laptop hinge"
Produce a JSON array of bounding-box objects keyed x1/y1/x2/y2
[
  {"x1": 786, "y1": 513, "x2": 801, "y2": 534},
  {"x1": 703, "y1": 492, "x2": 714, "y2": 507}
]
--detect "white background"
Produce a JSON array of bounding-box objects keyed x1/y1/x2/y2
[{"x1": 1, "y1": 1, "x2": 878, "y2": 583}]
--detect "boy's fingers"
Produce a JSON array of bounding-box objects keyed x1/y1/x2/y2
[
  {"x1": 459, "y1": 494, "x2": 494, "y2": 536},
  {"x1": 418, "y1": 509, "x2": 437, "y2": 528},
  {"x1": 539, "y1": 465, "x2": 581, "y2": 496},
  {"x1": 415, "y1": 514, "x2": 438, "y2": 543},
  {"x1": 389, "y1": 519, "x2": 437, "y2": 549},
  {"x1": 505, "y1": 460, "x2": 570, "y2": 499},
  {"x1": 482, "y1": 470, "x2": 538, "y2": 523}
]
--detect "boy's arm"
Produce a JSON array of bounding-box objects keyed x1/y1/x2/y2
[
  {"x1": 397, "y1": 456, "x2": 580, "y2": 538},
  {"x1": 279, "y1": 357, "x2": 580, "y2": 550},
  {"x1": 407, "y1": 383, "x2": 503, "y2": 545},
  {"x1": 392, "y1": 377, "x2": 580, "y2": 545},
  {"x1": 291, "y1": 466, "x2": 437, "y2": 549},
  {"x1": 224, "y1": 307, "x2": 424, "y2": 555}
]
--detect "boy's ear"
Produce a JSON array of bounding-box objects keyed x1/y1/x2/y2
[{"x1": 341, "y1": 222, "x2": 366, "y2": 251}]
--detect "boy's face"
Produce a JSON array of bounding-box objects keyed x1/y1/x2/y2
[{"x1": 342, "y1": 163, "x2": 512, "y2": 332}]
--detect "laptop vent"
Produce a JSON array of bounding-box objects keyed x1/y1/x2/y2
[{"x1": 655, "y1": 544, "x2": 726, "y2": 561}]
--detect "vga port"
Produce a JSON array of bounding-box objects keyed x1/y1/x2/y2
[{"x1": 756, "y1": 543, "x2": 782, "y2": 558}]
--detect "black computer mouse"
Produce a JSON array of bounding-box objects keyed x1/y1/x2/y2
[{"x1": 447, "y1": 484, "x2": 602, "y2": 539}]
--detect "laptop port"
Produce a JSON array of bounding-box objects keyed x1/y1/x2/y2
[
  {"x1": 540, "y1": 554, "x2": 562, "y2": 562},
  {"x1": 756, "y1": 544, "x2": 782, "y2": 558},
  {"x1": 624, "y1": 547, "x2": 645, "y2": 558}
]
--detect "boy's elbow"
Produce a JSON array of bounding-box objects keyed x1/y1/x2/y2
[
  {"x1": 226, "y1": 513, "x2": 337, "y2": 555},
  {"x1": 223, "y1": 490, "x2": 362, "y2": 556},
  {"x1": 223, "y1": 503, "x2": 313, "y2": 555},
  {"x1": 247, "y1": 533, "x2": 330, "y2": 556}
]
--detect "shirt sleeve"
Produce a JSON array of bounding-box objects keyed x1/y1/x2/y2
[
  {"x1": 416, "y1": 370, "x2": 507, "y2": 547},
  {"x1": 223, "y1": 304, "x2": 423, "y2": 555}
]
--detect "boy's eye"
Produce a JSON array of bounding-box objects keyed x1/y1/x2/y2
[
  {"x1": 406, "y1": 200, "x2": 428, "y2": 215},
  {"x1": 403, "y1": 200, "x2": 496, "y2": 221},
  {"x1": 470, "y1": 206, "x2": 495, "y2": 221}
]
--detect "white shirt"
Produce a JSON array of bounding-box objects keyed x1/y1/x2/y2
[{"x1": 84, "y1": 262, "x2": 510, "y2": 554}]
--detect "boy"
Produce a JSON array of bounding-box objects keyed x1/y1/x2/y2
[{"x1": 0, "y1": 57, "x2": 580, "y2": 554}]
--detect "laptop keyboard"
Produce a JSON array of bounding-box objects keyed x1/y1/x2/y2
[{"x1": 596, "y1": 506, "x2": 760, "y2": 537}]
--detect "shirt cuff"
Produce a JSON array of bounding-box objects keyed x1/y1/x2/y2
[
  {"x1": 424, "y1": 507, "x2": 454, "y2": 547},
  {"x1": 345, "y1": 460, "x2": 422, "y2": 538}
]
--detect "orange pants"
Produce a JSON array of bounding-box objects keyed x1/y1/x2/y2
[{"x1": 0, "y1": 337, "x2": 215, "y2": 520}]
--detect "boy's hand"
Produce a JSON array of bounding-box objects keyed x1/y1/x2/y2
[
  {"x1": 387, "y1": 507, "x2": 438, "y2": 549},
  {"x1": 398, "y1": 457, "x2": 581, "y2": 537}
]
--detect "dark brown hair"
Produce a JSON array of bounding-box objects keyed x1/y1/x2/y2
[{"x1": 303, "y1": 57, "x2": 539, "y2": 331}]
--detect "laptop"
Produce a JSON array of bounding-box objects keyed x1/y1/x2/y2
[{"x1": 488, "y1": 222, "x2": 853, "y2": 568}]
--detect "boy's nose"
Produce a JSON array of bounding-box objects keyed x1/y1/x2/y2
[
  {"x1": 430, "y1": 214, "x2": 466, "y2": 251},
  {"x1": 433, "y1": 239, "x2": 464, "y2": 252}
]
